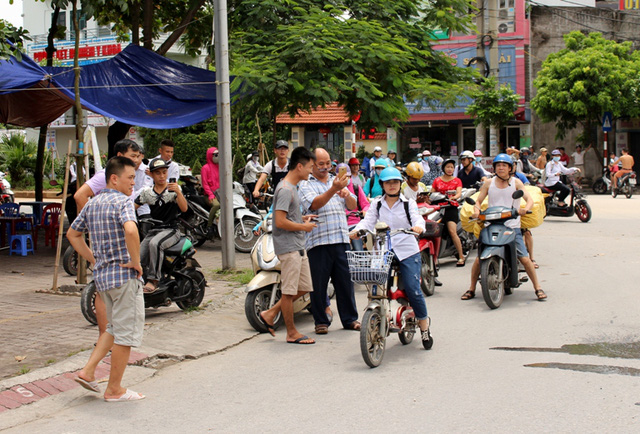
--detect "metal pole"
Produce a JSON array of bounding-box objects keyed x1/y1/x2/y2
[
  {"x1": 603, "y1": 131, "x2": 608, "y2": 166},
  {"x1": 475, "y1": 0, "x2": 486, "y2": 154},
  {"x1": 214, "y1": 0, "x2": 235, "y2": 269},
  {"x1": 488, "y1": 0, "x2": 500, "y2": 156}
]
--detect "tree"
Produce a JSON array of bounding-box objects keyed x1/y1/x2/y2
[
  {"x1": 229, "y1": 0, "x2": 477, "y2": 140},
  {"x1": 531, "y1": 31, "x2": 640, "y2": 145},
  {"x1": 0, "y1": 19, "x2": 31, "y2": 61},
  {"x1": 465, "y1": 77, "x2": 519, "y2": 148}
]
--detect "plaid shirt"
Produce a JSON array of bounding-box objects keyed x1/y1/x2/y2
[
  {"x1": 298, "y1": 174, "x2": 354, "y2": 250},
  {"x1": 70, "y1": 188, "x2": 139, "y2": 292}
]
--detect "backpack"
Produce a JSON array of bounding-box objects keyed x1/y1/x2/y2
[
  {"x1": 368, "y1": 176, "x2": 377, "y2": 196},
  {"x1": 353, "y1": 184, "x2": 361, "y2": 211},
  {"x1": 376, "y1": 198, "x2": 413, "y2": 226}
]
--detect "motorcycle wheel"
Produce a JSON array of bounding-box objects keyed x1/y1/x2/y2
[
  {"x1": 624, "y1": 184, "x2": 633, "y2": 199},
  {"x1": 575, "y1": 200, "x2": 592, "y2": 223},
  {"x1": 63, "y1": 245, "x2": 78, "y2": 276},
  {"x1": 361, "y1": 308, "x2": 385, "y2": 368},
  {"x1": 234, "y1": 217, "x2": 262, "y2": 253},
  {"x1": 612, "y1": 188, "x2": 618, "y2": 198},
  {"x1": 592, "y1": 179, "x2": 607, "y2": 194},
  {"x1": 80, "y1": 281, "x2": 98, "y2": 325},
  {"x1": 244, "y1": 284, "x2": 283, "y2": 333},
  {"x1": 420, "y1": 251, "x2": 436, "y2": 297},
  {"x1": 480, "y1": 257, "x2": 505, "y2": 309},
  {"x1": 176, "y1": 269, "x2": 207, "y2": 310},
  {"x1": 398, "y1": 320, "x2": 415, "y2": 345}
]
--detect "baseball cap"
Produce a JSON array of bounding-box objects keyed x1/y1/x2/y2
[
  {"x1": 387, "y1": 149, "x2": 396, "y2": 155},
  {"x1": 551, "y1": 149, "x2": 561, "y2": 156},
  {"x1": 422, "y1": 150, "x2": 431, "y2": 157},
  {"x1": 275, "y1": 140, "x2": 289, "y2": 149},
  {"x1": 373, "y1": 146, "x2": 382, "y2": 152},
  {"x1": 149, "y1": 158, "x2": 170, "y2": 172}
]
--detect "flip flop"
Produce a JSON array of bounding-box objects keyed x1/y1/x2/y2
[
  {"x1": 74, "y1": 376, "x2": 100, "y2": 393},
  {"x1": 259, "y1": 312, "x2": 276, "y2": 337},
  {"x1": 535, "y1": 289, "x2": 547, "y2": 301},
  {"x1": 104, "y1": 389, "x2": 146, "y2": 402},
  {"x1": 143, "y1": 283, "x2": 159, "y2": 294},
  {"x1": 461, "y1": 290, "x2": 475, "y2": 300},
  {"x1": 345, "y1": 321, "x2": 361, "y2": 331},
  {"x1": 287, "y1": 335, "x2": 315, "y2": 344}
]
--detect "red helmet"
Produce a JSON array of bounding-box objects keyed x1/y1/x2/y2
[{"x1": 348, "y1": 157, "x2": 360, "y2": 165}]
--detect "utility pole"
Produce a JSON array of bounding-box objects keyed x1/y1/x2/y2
[
  {"x1": 475, "y1": 0, "x2": 486, "y2": 155},
  {"x1": 488, "y1": 0, "x2": 500, "y2": 156},
  {"x1": 214, "y1": 0, "x2": 235, "y2": 269}
]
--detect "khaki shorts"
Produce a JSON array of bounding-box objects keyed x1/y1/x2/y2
[
  {"x1": 102, "y1": 279, "x2": 145, "y2": 347},
  {"x1": 279, "y1": 250, "x2": 313, "y2": 296}
]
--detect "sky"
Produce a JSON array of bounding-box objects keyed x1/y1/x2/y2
[{"x1": 2, "y1": 0, "x2": 24, "y2": 28}]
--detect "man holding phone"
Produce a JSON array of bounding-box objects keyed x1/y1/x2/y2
[
  {"x1": 134, "y1": 158, "x2": 188, "y2": 293},
  {"x1": 299, "y1": 148, "x2": 360, "y2": 334}
]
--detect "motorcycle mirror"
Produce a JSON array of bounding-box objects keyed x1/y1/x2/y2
[
  {"x1": 511, "y1": 190, "x2": 524, "y2": 200},
  {"x1": 465, "y1": 197, "x2": 476, "y2": 205},
  {"x1": 49, "y1": 179, "x2": 59, "y2": 186}
]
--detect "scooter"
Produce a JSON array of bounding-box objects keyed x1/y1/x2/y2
[
  {"x1": 0, "y1": 171, "x2": 14, "y2": 203},
  {"x1": 539, "y1": 175, "x2": 592, "y2": 222},
  {"x1": 428, "y1": 192, "x2": 477, "y2": 259},
  {"x1": 465, "y1": 191, "x2": 529, "y2": 309},
  {"x1": 80, "y1": 218, "x2": 207, "y2": 325},
  {"x1": 591, "y1": 167, "x2": 612, "y2": 194},
  {"x1": 416, "y1": 203, "x2": 442, "y2": 297},
  {"x1": 348, "y1": 223, "x2": 433, "y2": 368},
  {"x1": 611, "y1": 171, "x2": 636, "y2": 199}
]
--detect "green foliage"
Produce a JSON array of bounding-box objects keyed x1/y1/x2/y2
[
  {"x1": 531, "y1": 31, "x2": 640, "y2": 141},
  {"x1": 0, "y1": 19, "x2": 31, "y2": 61},
  {"x1": 230, "y1": 0, "x2": 477, "y2": 130},
  {"x1": 0, "y1": 135, "x2": 38, "y2": 188},
  {"x1": 465, "y1": 77, "x2": 520, "y2": 130}
]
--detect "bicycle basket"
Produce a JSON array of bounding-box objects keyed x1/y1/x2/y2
[{"x1": 346, "y1": 250, "x2": 394, "y2": 285}]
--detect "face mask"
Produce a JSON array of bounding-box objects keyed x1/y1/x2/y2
[
  {"x1": 417, "y1": 157, "x2": 422, "y2": 162},
  {"x1": 212, "y1": 155, "x2": 219, "y2": 164},
  {"x1": 553, "y1": 156, "x2": 560, "y2": 162},
  {"x1": 475, "y1": 157, "x2": 482, "y2": 164},
  {"x1": 375, "y1": 169, "x2": 383, "y2": 176},
  {"x1": 252, "y1": 156, "x2": 258, "y2": 162}
]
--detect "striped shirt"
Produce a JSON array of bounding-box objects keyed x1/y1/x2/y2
[
  {"x1": 298, "y1": 174, "x2": 354, "y2": 250},
  {"x1": 70, "y1": 188, "x2": 139, "y2": 292}
]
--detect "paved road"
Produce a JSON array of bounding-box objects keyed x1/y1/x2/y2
[{"x1": 3, "y1": 193, "x2": 640, "y2": 431}]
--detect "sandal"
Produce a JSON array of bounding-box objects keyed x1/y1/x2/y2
[
  {"x1": 345, "y1": 321, "x2": 361, "y2": 331},
  {"x1": 143, "y1": 282, "x2": 159, "y2": 294},
  {"x1": 461, "y1": 290, "x2": 475, "y2": 300},
  {"x1": 531, "y1": 260, "x2": 539, "y2": 269},
  {"x1": 456, "y1": 258, "x2": 466, "y2": 267},
  {"x1": 535, "y1": 289, "x2": 547, "y2": 300},
  {"x1": 315, "y1": 324, "x2": 329, "y2": 334}
]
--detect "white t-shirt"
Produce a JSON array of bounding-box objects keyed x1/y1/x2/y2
[{"x1": 572, "y1": 151, "x2": 584, "y2": 165}]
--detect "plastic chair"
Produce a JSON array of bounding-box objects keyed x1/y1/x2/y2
[
  {"x1": 36, "y1": 203, "x2": 61, "y2": 248},
  {"x1": 0, "y1": 203, "x2": 21, "y2": 240},
  {"x1": 9, "y1": 234, "x2": 35, "y2": 256}
]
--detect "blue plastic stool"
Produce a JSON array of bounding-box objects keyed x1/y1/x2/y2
[{"x1": 9, "y1": 234, "x2": 35, "y2": 256}]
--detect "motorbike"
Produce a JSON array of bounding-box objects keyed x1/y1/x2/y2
[
  {"x1": 348, "y1": 223, "x2": 433, "y2": 368},
  {"x1": 428, "y1": 191, "x2": 477, "y2": 260},
  {"x1": 244, "y1": 212, "x2": 334, "y2": 333},
  {"x1": 416, "y1": 203, "x2": 442, "y2": 297},
  {"x1": 611, "y1": 171, "x2": 636, "y2": 199},
  {"x1": 0, "y1": 171, "x2": 14, "y2": 203},
  {"x1": 539, "y1": 175, "x2": 592, "y2": 222},
  {"x1": 465, "y1": 191, "x2": 530, "y2": 309},
  {"x1": 592, "y1": 167, "x2": 612, "y2": 194},
  {"x1": 80, "y1": 218, "x2": 207, "y2": 325}
]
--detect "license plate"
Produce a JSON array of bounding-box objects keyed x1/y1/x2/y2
[{"x1": 630, "y1": 178, "x2": 636, "y2": 185}]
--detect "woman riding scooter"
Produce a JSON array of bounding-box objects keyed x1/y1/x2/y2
[{"x1": 350, "y1": 167, "x2": 433, "y2": 350}]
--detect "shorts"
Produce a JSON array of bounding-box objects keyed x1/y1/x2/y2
[
  {"x1": 278, "y1": 250, "x2": 313, "y2": 296},
  {"x1": 102, "y1": 279, "x2": 145, "y2": 347},
  {"x1": 514, "y1": 230, "x2": 529, "y2": 258},
  {"x1": 442, "y1": 206, "x2": 459, "y2": 224}
]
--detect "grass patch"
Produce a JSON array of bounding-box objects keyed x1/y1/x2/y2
[
  {"x1": 211, "y1": 268, "x2": 254, "y2": 285},
  {"x1": 46, "y1": 359, "x2": 56, "y2": 365},
  {"x1": 18, "y1": 366, "x2": 31, "y2": 375}
]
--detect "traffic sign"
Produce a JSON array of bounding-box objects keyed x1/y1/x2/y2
[{"x1": 602, "y1": 112, "x2": 612, "y2": 132}]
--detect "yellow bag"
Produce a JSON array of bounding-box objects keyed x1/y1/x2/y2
[{"x1": 459, "y1": 185, "x2": 545, "y2": 236}]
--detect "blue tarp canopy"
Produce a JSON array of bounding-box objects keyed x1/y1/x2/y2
[{"x1": 0, "y1": 44, "x2": 229, "y2": 128}]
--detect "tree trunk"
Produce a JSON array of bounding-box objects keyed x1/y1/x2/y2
[
  {"x1": 130, "y1": 0, "x2": 140, "y2": 45},
  {"x1": 143, "y1": 0, "x2": 154, "y2": 50},
  {"x1": 34, "y1": 7, "x2": 61, "y2": 202},
  {"x1": 156, "y1": 0, "x2": 207, "y2": 56},
  {"x1": 107, "y1": 121, "x2": 131, "y2": 159}
]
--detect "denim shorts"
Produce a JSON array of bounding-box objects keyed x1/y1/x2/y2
[{"x1": 514, "y1": 230, "x2": 529, "y2": 258}]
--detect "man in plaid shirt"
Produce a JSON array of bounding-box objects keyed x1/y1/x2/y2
[
  {"x1": 67, "y1": 156, "x2": 146, "y2": 402},
  {"x1": 299, "y1": 148, "x2": 360, "y2": 334}
]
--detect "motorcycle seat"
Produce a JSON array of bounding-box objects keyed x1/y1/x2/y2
[{"x1": 165, "y1": 238, "x2": 191, "y2": 256}]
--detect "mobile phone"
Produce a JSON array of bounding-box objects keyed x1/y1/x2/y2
[
  {"x1": 169, "y1": 178, "x2": 176, "y2": 183},
  {"x1": 338, "y1": 166, "x2": 347, "y2": 177}
]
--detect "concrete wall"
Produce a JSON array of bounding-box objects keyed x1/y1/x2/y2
[{"x1": 530, "y1": 5, "x2": 640, "y2": 179}]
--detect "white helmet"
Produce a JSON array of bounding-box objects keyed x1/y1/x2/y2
[{"x1": 460, "y1": 150, "x2": 475, "y2": 160}]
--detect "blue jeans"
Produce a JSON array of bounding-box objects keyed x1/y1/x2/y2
[
  {"x1": 307, "y1": 243, "x2": 359, "y2": 327},
  {"x1": 394, "y1": 251, "x2": 428, "y2": 321}
]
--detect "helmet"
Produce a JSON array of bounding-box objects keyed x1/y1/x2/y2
[
  {"x1": 405, "y1": 162, "x2": 424, "y2": 179},
  {"x1": 473, "y1": 150, "x2": 483, "y2": 157},
  {"x1": 378, "y1": 167, "x2": 403, "y2": 182},
  {"x1": 422, "y1": 150, "x2": 431, "y2": 157},
  {"x1": 336, "y1": 163, "x2": 351, "y2": 176},
  {"x1": 348, "y1": 157, "x2": 360, "y2": 166},
  {"x1": 551, "y1": 149, "x2": 561, "y2": 156},
  {"x1": 492, "y1": 153, "x2": 514, "y2": 167},
  {"x1": 246, "y1": 153, "x2": 253, "y2": 161},
  {"x1": 387, "y1": 149, "x2": 396, "y2": 155},
  {"x1": 374, "y1": 158, "x2": 389, "y2": 169},
  {"x1": 442, "y1": 159, "x2": 456, "y2": 170},
  {"x1": 520, "y1": 147, "x2": 530, "y2": 155},
  {"x1": 373, "y1": 146, "x2": 382, "y2": 152},
  {"x1": 460, "y1": 150, "x2": 474, "y2": 160}
]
